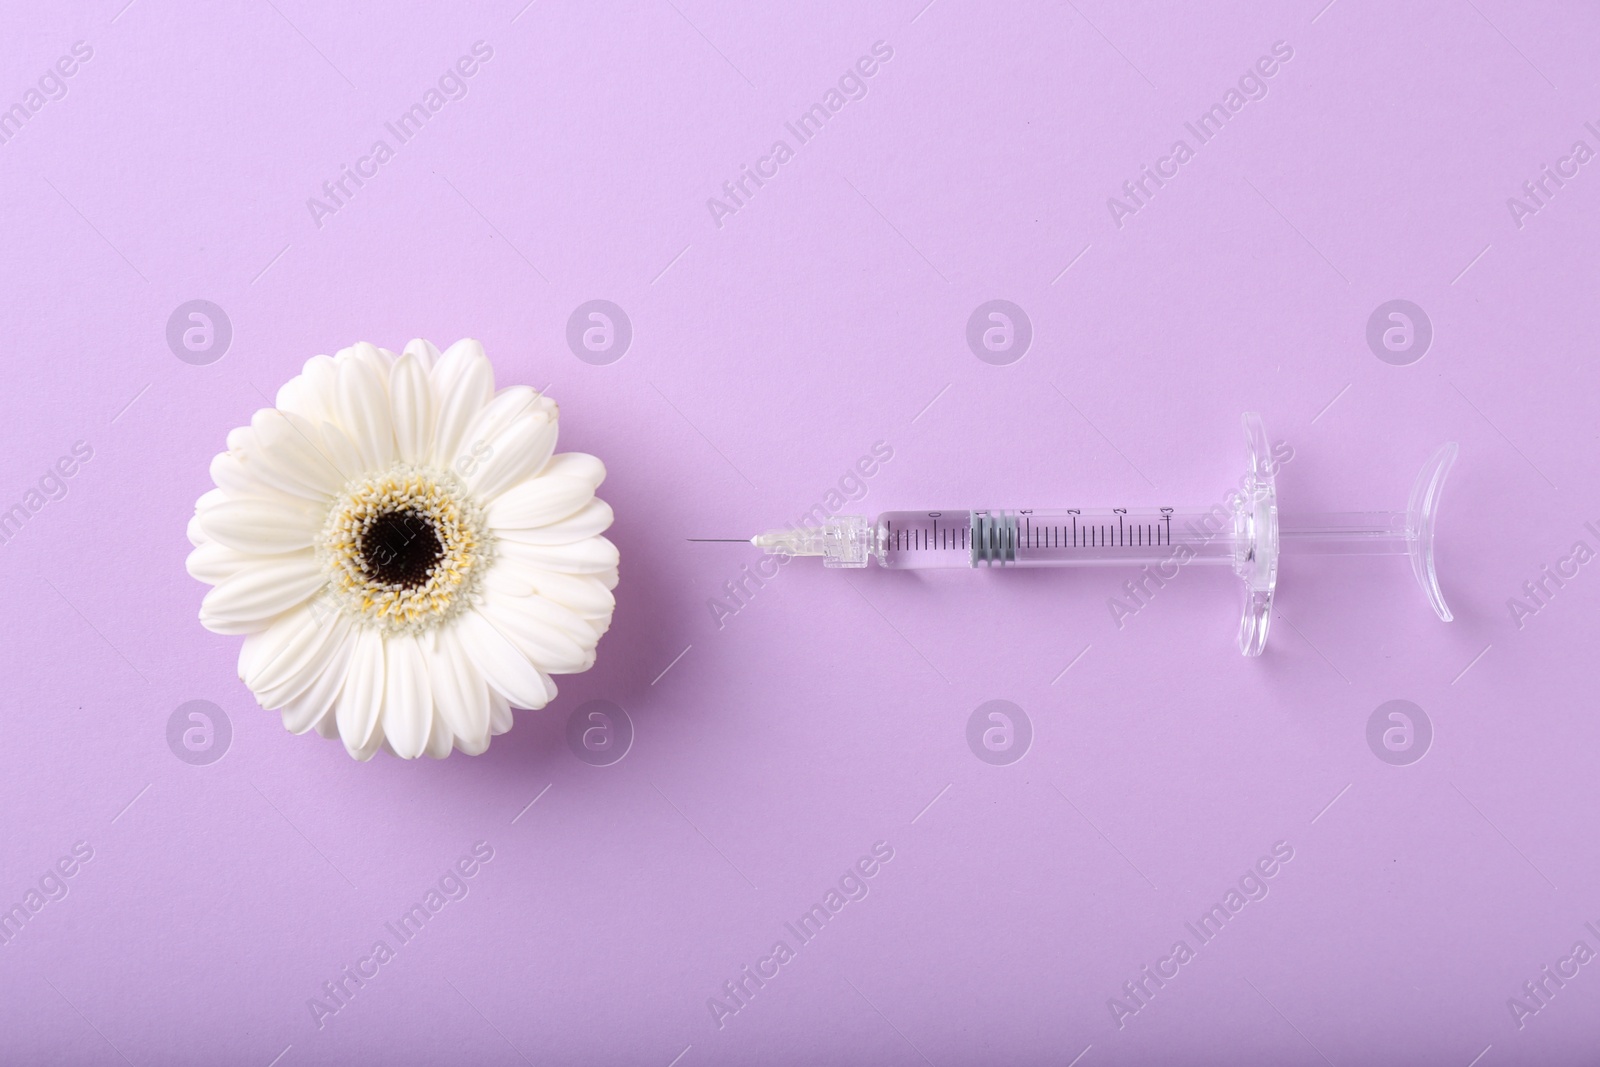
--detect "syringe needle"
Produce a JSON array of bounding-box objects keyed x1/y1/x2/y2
[{"x1": 686, "y1": 538, "x2": 753, "y2": 542}]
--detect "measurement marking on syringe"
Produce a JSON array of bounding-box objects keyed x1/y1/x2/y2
[{"x1": 886, "y1": 513, "x2": 1178, "y2": 554}]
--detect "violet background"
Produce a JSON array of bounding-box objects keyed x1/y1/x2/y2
[{"x1": 2, "y1": 0, "x2": 1598, "y2": 1064}]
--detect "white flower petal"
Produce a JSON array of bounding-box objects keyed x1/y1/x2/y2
[
  {"x1": 281, "y1": 698, "x2": 332, "y2": 736},
  {"x1": 341, "y1": 341, "x2": 394, "y2": 376},
  {"x1": 317, "y1": 421, "x2": 363, "y2": 482},
  {"x1": 496, "y1": 535, "x2": 619, "y2": 575},
  {"x1": 335, "y1": 627, "x2": 386, "y2": 755},
  {"x1": 187, "y1": 500, "x2": 221, "y2": 551},
  {"x1": 275, "y1": 355, "x2": 340, "y2": 425},
  {"x1": 390, "y1": 352, "x2": 434, "y2": 465},
  {"x1": 402, "y1": 337, "x2": 441, "y2": 373},
  {"x1": 485, "y1": 564, "x2": 615, "y2": 621},
  {"x1": 545, "y1": 573, "x2": 616, "y2": 622},
  {"x1": 187, "y1": 540, "x2": 278, "y2": 585},
  {"x1": 249, "y1": 409, "x2": 346, "y2": 499},
  {"x1": 489, "y1": 690, "x2": 519, "y2": 736},
  {"x1": 494, "y1": 499, "x2": 612, "y2": 545},
  {"x1": 430, "y1": 627, "x2": 491, "y2": 755},
  {"x1": 208, "y1": 452, "x2": 254, "y2": 498},
  {"x1": 462, "y1": 386, "x2": 545, "y2": 445},
  {"x1": 335, "y1": 354, "x2": 396, "y2": 470},
  {"x1": 436, "y1": 337, "x2": 489, "y2": 376},
  {"x1": 198, "y1": 499, "x2": 322, "y2": 554},
  {"x1": 210, "y1": 452, "x2": 311, "y2": 507},
  {"x1": 540, "y1": 452, "x2": 606, "y2": 490},
  {"x1": 245, "y1": 607, "x2": 351, "y2": 699},
  {"x1": 478, "y1": 588, "x2": 592, "y2": 673},
  {"x1": 382, "y1": 633, "x2": 433, "y2": 759},
  {"x1": 502, "y1": 581, "x2": 602, "y2": 644},
  {"x1": 281, "y1": 690, "x2": 335, "y2": 735},
  {"x1": 277, "y1": 626, "x2": 357, "y2": 735},
  {"x1": 469, "y1": 414, "x2": 560, "y2": 503},
  {"x1": 428, "y1": 340, "x2": 493, "y2": 468},
  {"x1": 350, "y1": 733, "x2": 388, "y2": 762},
  {"x1": 199, "y1": 614, "x2": 276, "y2": 639},
  {"x1": 200, "y1": 555, "x2": 326, "y2": 633},
  {"x1": 479, "y1": 564, "x2": 611, "y2": 650},
  {"x1": 451, "y1": 386, "x2": 544, "y2": 486},
  {"x1": 424, "y1": 713, "x2": 454, "y2": 759},
  {"x1": 239, "y1": 604, "x2": 314, "y2": 685},
  {"x1": 454, "y1": 609, "x2": 555, "y2": 710},
  {"x1": 274, "y1": 378, "x2": 316, "y2": 420}
]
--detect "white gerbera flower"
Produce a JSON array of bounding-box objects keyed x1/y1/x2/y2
[{"x1": 185, "y1": 339, "x2": 617, "y2": 760}]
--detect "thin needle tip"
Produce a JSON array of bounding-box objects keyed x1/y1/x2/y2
[{"x1": 686, "y1": 538, "x2": 751, "y2": 543}]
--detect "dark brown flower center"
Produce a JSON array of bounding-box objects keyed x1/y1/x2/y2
[{"x1": 359, "y1": 509, "x2": 443, "y2": 589}]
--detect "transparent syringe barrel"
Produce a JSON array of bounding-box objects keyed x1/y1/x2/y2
[{"x1": 874, "y1": 509, "x2": 1244, "y2": 569}]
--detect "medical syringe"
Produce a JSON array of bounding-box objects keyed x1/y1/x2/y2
[{"x1": 729, "y1": 414, "x2": 1458, "y2": 656}]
